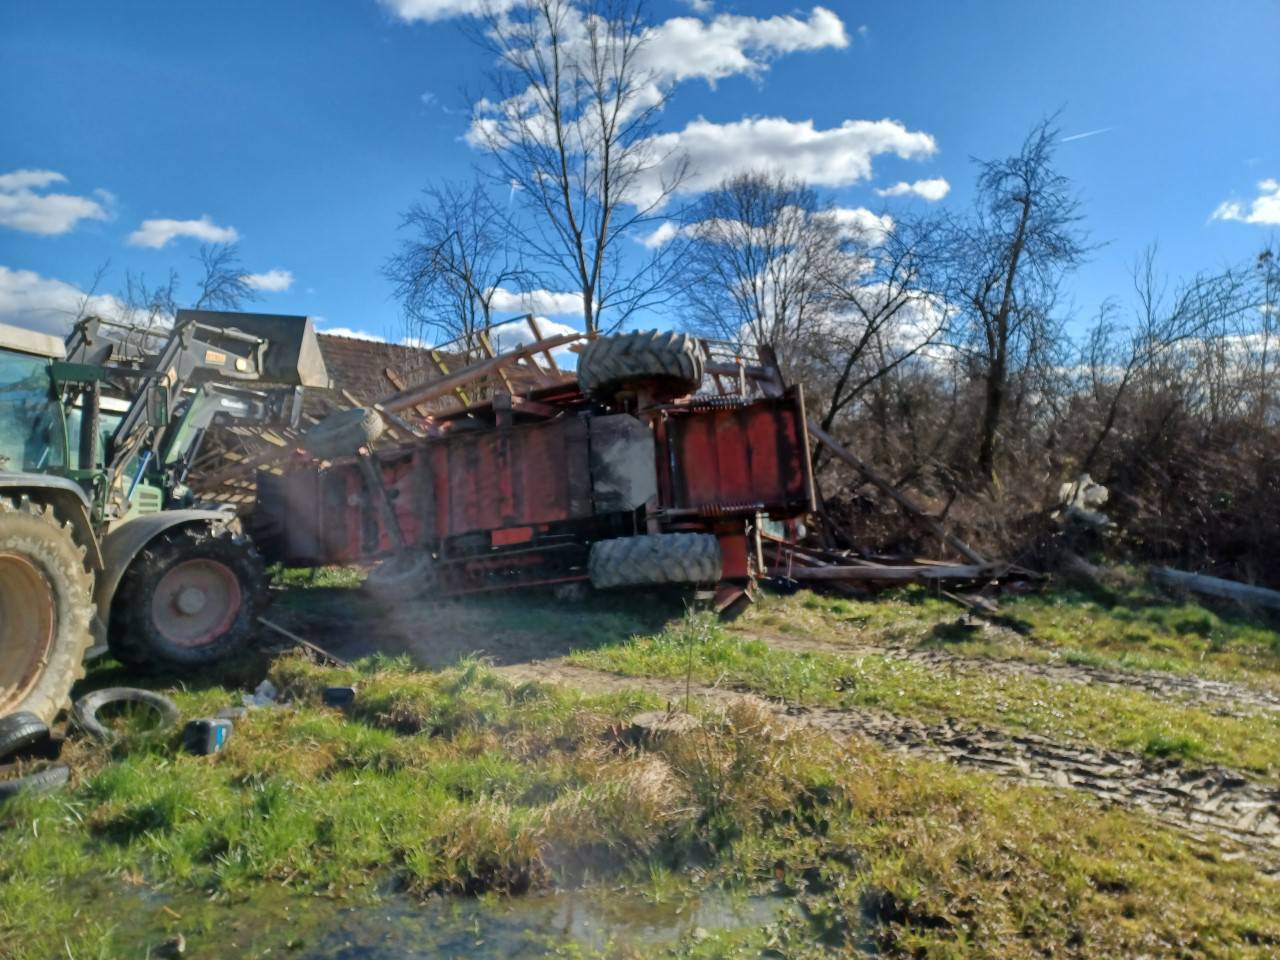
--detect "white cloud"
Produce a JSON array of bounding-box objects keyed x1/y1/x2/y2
[
  {"x1": 317, "y1": 326, "x2": 388, "y2": 342},
  {"x1": 640, "y1": 221, "x2": 683, "y2": 249},
  {"x1": 1212, "y1": 178, "x2": 1280, "y2": 226},
  {"x1": 489, "y1": 287, "x2": 584, "y2": 316},
  {"x1": 128, "y1": 215, "x2": 239, "y2": 249},
  {"x1": 379, "y1": 0, "x2": 509, "y2": 22},
  {"x1": 0, "y1": 265, "x2": 124, "y2": 337},
  {"x1": 874, "y1": 177, "x2": 950, "y2": 201},
  {"x1": 680, "y1": 0, "x2": 713, "y2": 11},
  {"x1": 639, "y1": 8, "x2": 847, "y2": 86},
  {"x1": 0, "y1": 169, "x2": 111, "y2": 236},
  {"x1": 489, "y1": 316, "x2": 582, "y2": 364},
  {"x1": 241, "y1": 269, "x2": 294, "y2": 292},
  {"x1": 818, "y1": 207, "x2": 895, "y2": 246},
  {"x1": 634, "y1": 116, "x2": 937, "y2": 208}
]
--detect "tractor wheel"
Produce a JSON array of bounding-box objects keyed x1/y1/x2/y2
[
  {"x1": 588, "y1": 533, "x2": 722, "y2": 589},
  {"x1": 577, "y1": 330, "x2": 704, "y2": 403},
  {"x1": 109, "y1": 525, "x2": 264, "y2": 669},
  {"x1": 0, "y1": 497, "x2": 94, "y2": 725},
  {"x1": 302, "y1": 407, "x2": 385, "y2": 460}
]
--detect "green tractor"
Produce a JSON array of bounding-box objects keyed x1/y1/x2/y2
[{"x1": 0, "y1": 310, "x2": 329, "y2": 723}]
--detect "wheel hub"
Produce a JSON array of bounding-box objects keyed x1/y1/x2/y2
[
  {"x1": 151, "y1": 559, "x2": 242, "y2": 647},
  {"x1": 0, "y1": 552, "x2": 57, "y2": 713}
]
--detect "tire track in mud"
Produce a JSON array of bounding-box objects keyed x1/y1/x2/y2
[
  {"x1": 746, "y1": 630, "x2": 1280, "y2": 717},
  {"x1": 499, "y1": 660, "x2": 1280, "y2": 872}
]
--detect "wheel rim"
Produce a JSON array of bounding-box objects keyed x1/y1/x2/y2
[
  {"x1": 151, "y1": 559, "x2": 242, "y2": 647},
  {"x1": 0, "y1": 553, "x2": 57, "y2": 713}
]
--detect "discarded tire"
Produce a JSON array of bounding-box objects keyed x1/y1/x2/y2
[
  {"x1": 577, "y1": 330, "x2": 703, "y2": 402},
  {"x1": 0, "y1": 712, "x2": 51, "y2": 762},
  {"x1": 0, "y1": 496, "x2": 95, "y2": 725},
  {"x1": 589, "y1": 533, "x2": 722, "y2": 589},
  {"x1": 302, "y1": 407, "x2": 386, "y2": 460},
  {"x1": 108, "y1": 523, "x2": 264, "y2": 668},
  {"x1": 72, "y1": 688, "x2": 181, "y2": 742},
  {"x1": 364, "y1": 550, "x2": 435, "y2": 601},
  {"x1": 0, "y1": 762, "x2": 69, "y2": 801}
]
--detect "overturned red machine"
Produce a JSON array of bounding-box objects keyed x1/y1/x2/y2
[{"x1": 253, "y1": 326, "x2": 816, "y2": 613}]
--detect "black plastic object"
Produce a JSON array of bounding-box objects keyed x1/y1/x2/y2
[
  {"x1": 183, "y1": 718, "x2": 234, "y2": 755},
  {"x1": 322, "y1": 686, "x2": 357, "y2": 708},
  {"x1": 0, "y1": 712, "x2": 51, "y2": 762},
  {"x1": 72, "y1": 687, "x2": 181, "y2": 742}
]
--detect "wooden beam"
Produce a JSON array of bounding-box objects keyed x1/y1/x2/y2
[
  {"x1": 1150, "y1": 567, "x2": 1280, "y2": 611},
  {"x1": 806, "y1": 420, "x2": 989, "y2": 567}
]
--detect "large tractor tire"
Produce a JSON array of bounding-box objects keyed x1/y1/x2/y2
[
  {"x1": 109, "y1": 524, "x2": 264, "y2": 669},
  {"x1": 577, "y1": 330, "x2": 704, "y2": 403},
  {"x1": 302, "y1": 407, "x2": 385, "y2": 460},
  {"x1": 0, "y1": 496, "x2": 94, "y2": 725},
  {"x1": 588, "y1": 533, "x2": 722, "y2": 590}
]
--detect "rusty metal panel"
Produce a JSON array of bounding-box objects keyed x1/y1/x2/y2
[
  {"x1": 589, "y1": 414, "x2": 656, "y2": 514},
  {"x1": 667, "y1": 391, "x2": 812, "y2": 515}
]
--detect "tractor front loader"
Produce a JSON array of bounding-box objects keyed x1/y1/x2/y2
[{"x1": 0, "y1": 310, "x2": 329, "y2": 723}]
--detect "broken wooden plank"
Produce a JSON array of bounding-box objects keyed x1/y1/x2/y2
[{"x1": 805, "y1": 421, "x2": 989, "y2": 567}]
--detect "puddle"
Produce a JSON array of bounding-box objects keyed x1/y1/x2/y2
[
  {"x1": 303, "y1": 887, "x2": 784, "y2": 959},
  {"x1": 80, "y1": 883, "x2": 786, "y2": 959}
]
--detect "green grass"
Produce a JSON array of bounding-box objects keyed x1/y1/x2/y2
[
  {"x1": 731, "y1": 585, "x2": 1280, "y2": 688},
  {"x1": 4, "y1": 654, "x2": 1280, "y2": 958},
  {"x1": 571, "y1": 612, "x2": 1280, "y2": 773}
]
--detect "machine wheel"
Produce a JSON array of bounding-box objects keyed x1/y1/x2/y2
[
  {"x1": 363, "y1": 550, "x2": 435, "y2": 601},
  {"x1": 0, "y1": 497, "x2": 94, "y2": 725},
  {"x1": 588, "y1": 533, "x2": 722, "y2": 589},
  {"x1": 109, "y1": 524, "x2": 264, "y2": 668},
  {"x1": 0, "y1": 761, "x2": 70, "y2": 801},
  {"x1": 577, "y1": 330, "x2": 704, "y2": 402},
  {"x1": 302, "y1": 407, "x2": 385, "y2": 460}
]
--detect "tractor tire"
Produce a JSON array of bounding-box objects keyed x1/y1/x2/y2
[
  {"x1": 577, "y1": 330, "x2": 704, "y2": 403},
  {"x1": 302, "y1": 407, "x2": 385, "y2": 460},
  {"x1": 363, "y1": 550, "x2": 435, "y2": 602},
  {"x1": 0, "y1": 712, "x2": 50, "y2": 762},
  {"x1": 0, "y1": 496, "x2": 94, "y2": 725},
  {"x1": 108, "y1": 524, "x2": 265, "y2": 669},
  {"x1": 588, "y1": 533, "x2": 722, "y2": 590}
]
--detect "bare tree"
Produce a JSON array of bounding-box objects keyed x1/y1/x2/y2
[
  {"x1": 679, "y1": 171, "x2": 839, "y2": 353},
  {"x1": 192, "y1": 243, "x2": 258, "y2": 312},
  {"x1": 470, "y1": 0, "x2": 687, "y2": 331},
  {"x1": 943, "y1": 116, "x2": 1089, "y2": 479},
  {"x1": 385, "y1": 180, "x2": 527, "y2": 346},
  {"x1": 807, "y1": 216, "x2": 948, "y2": 436}
]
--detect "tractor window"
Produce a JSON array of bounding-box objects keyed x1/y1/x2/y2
[{"x1": 0, "y1": 350, "x2": 66, "y2": 473}]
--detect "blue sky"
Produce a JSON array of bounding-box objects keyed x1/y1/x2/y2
[{"x1": 2, "y1": 0, "x2": 1277, "y2": 343}]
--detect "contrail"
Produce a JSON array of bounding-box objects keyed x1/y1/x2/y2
[{"x1": 1060, "y1": 127, "x2": 1113, "y2": 143}]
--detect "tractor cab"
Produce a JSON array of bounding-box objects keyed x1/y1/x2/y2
[{"x1": 0, "y1": 323, "x2": 69, "y2": 477}]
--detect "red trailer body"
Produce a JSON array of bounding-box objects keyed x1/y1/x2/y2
[{"x1": 253, "y1": 335, "x2": 815, "y2": 608}]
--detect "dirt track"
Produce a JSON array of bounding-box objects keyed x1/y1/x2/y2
[
  {"x1": 499, "y1": 659, "x2": 1280, "y2": 873},
  {"x1": 749, "y1": 630, "x2": 1280, "y2": 717}
]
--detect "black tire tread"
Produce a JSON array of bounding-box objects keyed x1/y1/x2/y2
[
  {"x1": 577, "y1": 330, "x2": 703, "y2": 401},
  {"x1": 108, "y1": 523, "x2": 265, "y2": 668},
  {"x1": 0, "y1": 712, "x2": 50, "y2": 762},
  {"x1": 0, "y1": 496, "x2": 95, "y2": 724},
  {"x1": 0, "y1": 761, "x2": 70, "y2": 800},
  {"x1": 589, "y1": 533, "x2": 722, "y2": 589}
]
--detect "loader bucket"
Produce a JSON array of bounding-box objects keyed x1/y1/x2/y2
[{"x1": 175, "y1": 309, "x2": 331, "y2": 388}]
